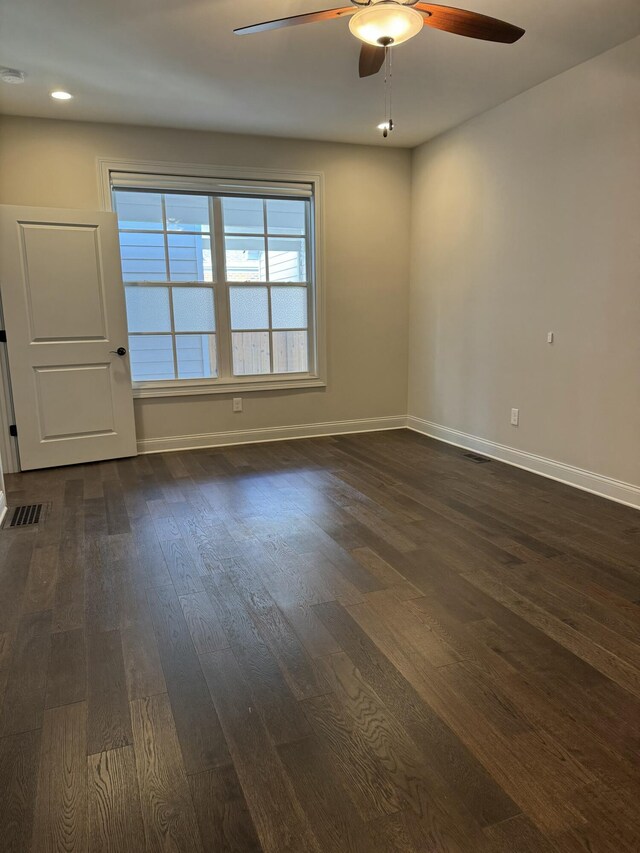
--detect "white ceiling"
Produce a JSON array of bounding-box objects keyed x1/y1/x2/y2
[{"x1": 1, "y1": 0, "x2": 639, "y2": 147}]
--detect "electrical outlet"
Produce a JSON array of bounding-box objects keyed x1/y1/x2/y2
[
  {"x1": 547, "y1": 331, "x2": 554, "y2": 344},
  {"x1": 232, "y1": 397, "x2": 242, "y2": 413},
  {"x1": 510, "y1": 408, "x2": 519, "y2": 426}
]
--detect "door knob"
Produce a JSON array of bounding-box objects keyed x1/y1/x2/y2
[{"x1": 110, "y1": 346, "x2": 127, "y2": 356}]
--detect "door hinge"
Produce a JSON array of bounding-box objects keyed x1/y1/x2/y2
[
  {"x1": 0, "y1": 330, "x2": 6, "y2": 343},
  {"x1": 9, "y1": 424, "x2": 17, "y2": 437}
]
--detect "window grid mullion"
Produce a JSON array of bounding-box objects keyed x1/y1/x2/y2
[
  {"x1": 263, "y1": 200, "x2": 270, "y2": 287},
  {"x1": 263, "y1": 200, "x2": 275, "y2": 374},
  {"x1": 212, "y1": 196, "x2": 232, "y2": 380},
  {"x1": 160, "y1": 194, "x2": 180, "y2": 380},
  {"x1": 160, "y1": 195, "x2": 171, "y2": 282},
  {"x1": 217, "y1": 231, "x2": 302, "y2": 239},
  {"x1": 124, "y1": 281, "x2": 217, "y2": 288},
  {"x1": 304, "y1": 200, "x2": 314, "y2": 376},
  {"x1": 168, "y1": 290, "x2": 179, "y2": 380},
  {"x1": 129, "y1": 329, "x2": 215, "y2": 336}
]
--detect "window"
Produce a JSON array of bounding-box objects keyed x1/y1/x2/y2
[
  {"x1": 109, "y1": 169, "x2": 323, "y2": 397},
  {"x1": 115, "y1": 191, "x2": 217, "y2": 383}
]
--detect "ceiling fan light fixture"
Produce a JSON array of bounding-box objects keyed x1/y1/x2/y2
[{"x1": 349, "y1": 2, "x2": 423, "y2": 47}]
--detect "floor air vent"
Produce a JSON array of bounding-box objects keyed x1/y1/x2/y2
[
  {"x1": 7, "y1": 503, "x2": 45, "y2": 528},
  {"x1": 464, "y1": 453, "x2": 491, "y2": 464}
]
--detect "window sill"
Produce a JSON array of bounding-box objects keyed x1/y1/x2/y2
[{"x1": 132, "y1": 375, "x2": 326, "y2": 399}]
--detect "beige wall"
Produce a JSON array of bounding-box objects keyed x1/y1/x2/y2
[
  {"x1": 0, "y1": 116, "x2": 411, "y2": 443},
  {"x1": 1, "y1": 36, "x2": 637, "y2": 489},
  {"x1": 409, "y1": 35, "x2": 640, "y2": 487}
]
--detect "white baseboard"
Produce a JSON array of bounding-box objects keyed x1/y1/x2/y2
[
  {"x1": 136, "y1": 413, "x2": 639, "y2": 511},
  {"x1": 407, "y1": 416, "x2": 640, "y2": 511},
  {"x1": 137, "y1": 416, "x2": 407, "y2": 455},
  {"x1": 0, "y1": 491, "x2": 7, "y2": 526}
]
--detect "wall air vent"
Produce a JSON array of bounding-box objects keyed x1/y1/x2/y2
[{"x1": 463, "y1": 453, "x2": 491, "y2": 464}]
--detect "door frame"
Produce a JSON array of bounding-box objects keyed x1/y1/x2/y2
[{"x1": 0, "y1": 294, "x2": 20, "y2": 474}]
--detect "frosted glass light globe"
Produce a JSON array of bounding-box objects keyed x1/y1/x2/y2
[{"x1": 349, "y1": 2, "x2": 424, "y2": 47}]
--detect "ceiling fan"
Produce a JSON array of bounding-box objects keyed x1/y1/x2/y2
[{"x1": 234, "y1": 1, "x2": 525, "y2": 79}]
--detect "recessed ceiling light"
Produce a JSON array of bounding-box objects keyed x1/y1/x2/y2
[
  {"x1": 51, "y1": 90, "x2": 73, "y2": 100},
  {"x1": 0, "y1": 68, "x2": 26, "y2": 85}
]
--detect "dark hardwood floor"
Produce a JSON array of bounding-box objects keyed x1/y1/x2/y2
[{"x1": 1, "y1": 428, "x2": 639, "y2": 852}]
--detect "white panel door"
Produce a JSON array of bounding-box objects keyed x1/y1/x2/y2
[{"x1": 0, "y1": 205, "x2": 137, "y2": 470}]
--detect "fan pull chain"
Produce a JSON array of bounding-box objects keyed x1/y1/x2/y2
[{"x1": 382, "y1": 44, "x2": 394, "y2": 138}]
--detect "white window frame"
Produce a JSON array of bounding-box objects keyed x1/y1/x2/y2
[{"x1": 98, "y1": 158, "x2": 326, "y2": 398}]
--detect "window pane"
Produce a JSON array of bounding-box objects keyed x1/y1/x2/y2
[
  {"x1": 168, "y1": 233, "x2": 213, "y2": 282},
  {"x1": 273, "y1": 330, "x2": 308, "y2": 373},
  {"x1": 165, "y1": 194, "x2": 210, "y2": 232},
  {"x1": 114, "y1": 190, "x2": 163, "y2": 230},
  {"x1": 119, "y1": 232, "x2": 166, "y2": 282},
  {"x1": 266, "y1": 199, "x2": 306, "y2": 235},
  {"x1": 229, "y1": 286, "x2": 269, "y2": 330},
  {"x1": 176, "y1": 334, "x2": 217, "y2": 379},
  {"x1": 225, "y1": 237, "x2": 267, "y2": 281},
  {"x1": 222, "y1": 197, "x2": 264, "y2": 234},
  {"x1": 268, "y1": 238, "x2": 306, "y2": 282},
  {"x1": 232, "y1": 332, "x2": 270, "y2": 375},
  {"x1": 271, "y1": 286, "x2": 307, "y2": 329},
  {"x1": 172, "y1": 288, "x2": 215, "y2": 332},
  {"x1": 125, "y1": 286, "x2": 171, "y2": 332},
  {"x1": 129, "y1": 335, "x2": 174, "y2": 381}
]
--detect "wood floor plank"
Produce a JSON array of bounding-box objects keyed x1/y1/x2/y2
[
  {"x1": 147, "y1": 585, "x2": 230, "y2": 773},
  {"x1": 0, "y1": 630, "x2": 11, "y2": 669},
  {"x1": 347, "y1": 599, "x2": 588, "y2": 832},
  {"x1": 88, "y1": 746, "x2": 145, "y2": 853},
  {"x1": 483, "y1": 814, "x2": 561, "y2": 852},
  {"x1": 22, "y1": 544, "x2": 58, "y2": 615},
  {"x1": 278, "y1": 735, "x2": 386, "y2": 853},
  {"x1": 0, "y1": 729, "x2": 42, "y2": 852},
  {"x1": 225, "y1": 554, "x2": 331, "y2": 700},
  {"x1": 103, "y1": 481, "x2": 131, "y2": 537},
  {"x1": 201, "y1": 572, "x2": 312, "y2": 747},
  {"x1": 302, "y1": 689, "x2": 402, "y2": 821},
  {"x1": 130, "y1": 693, "x2": 204, "y2": 853},
  {"x1": 31, "y1": 701, "x2": 88, "y2": 853},
  {"x1": 130, "y1": 516, "x2": 173, "y2": 589},
  {"x1": 317, "y1": 650, "x2": 497, "y2": 851},
  {"x1": 314, "y1": 600, "x2": 521, "y2": 828},
  {"x1": 1, "y1": 609, "x2": 52, "y2": 736},
  {"x1": 87, "y1": 630, "x2": 132, "y2": 755},
  {"x1": 462, "y1": 567, "x2": 640, "y2": 699},
  {"x1": 0, "y1": 534, "x2": 35, "y2": 640},
  {"x1": 362, "y1": 588, "x2": 462, "y2": 667},
  {"x1": 160, "y1": 537, "x2": 205, "y2": 596},
  {"x1": 200, "y1": 648, "x2": 321, "y2": 853},
  {"x1": 118, "y1": 555, "x2": 167, "y2": 702},
  {"x1": 85, "y1": 537, "x2": 122, "y2": 635},
  {"x1": 179, "y1": 592, "x2": 229, "y2": 655},
  {"x1": 349, "y1": 546, "x2": 423, "y2": 600},
  {"x1": 45, "y1": 627, "x2": 86, "y2": 709},
  {"x1": 189, "y1": 765, "x2": 263, "y2": 853},
  {"x1": 53, "y1": 537, "x2": 85, "y2": 634}
]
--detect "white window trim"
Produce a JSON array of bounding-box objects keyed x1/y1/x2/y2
[{"x1": 97, "y1": 157, "x2": 326, "y2": 398}]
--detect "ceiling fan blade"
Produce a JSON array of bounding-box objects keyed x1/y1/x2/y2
[
  {"x1": 234, "y1": 6, "x2": 355, "y2": 35},
  {"x1": 414, "y1": 3, "x2": 524, "y2": 43},
  {"x1": 359, "y1": 43, "x2": 386, "y2": 78}
]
